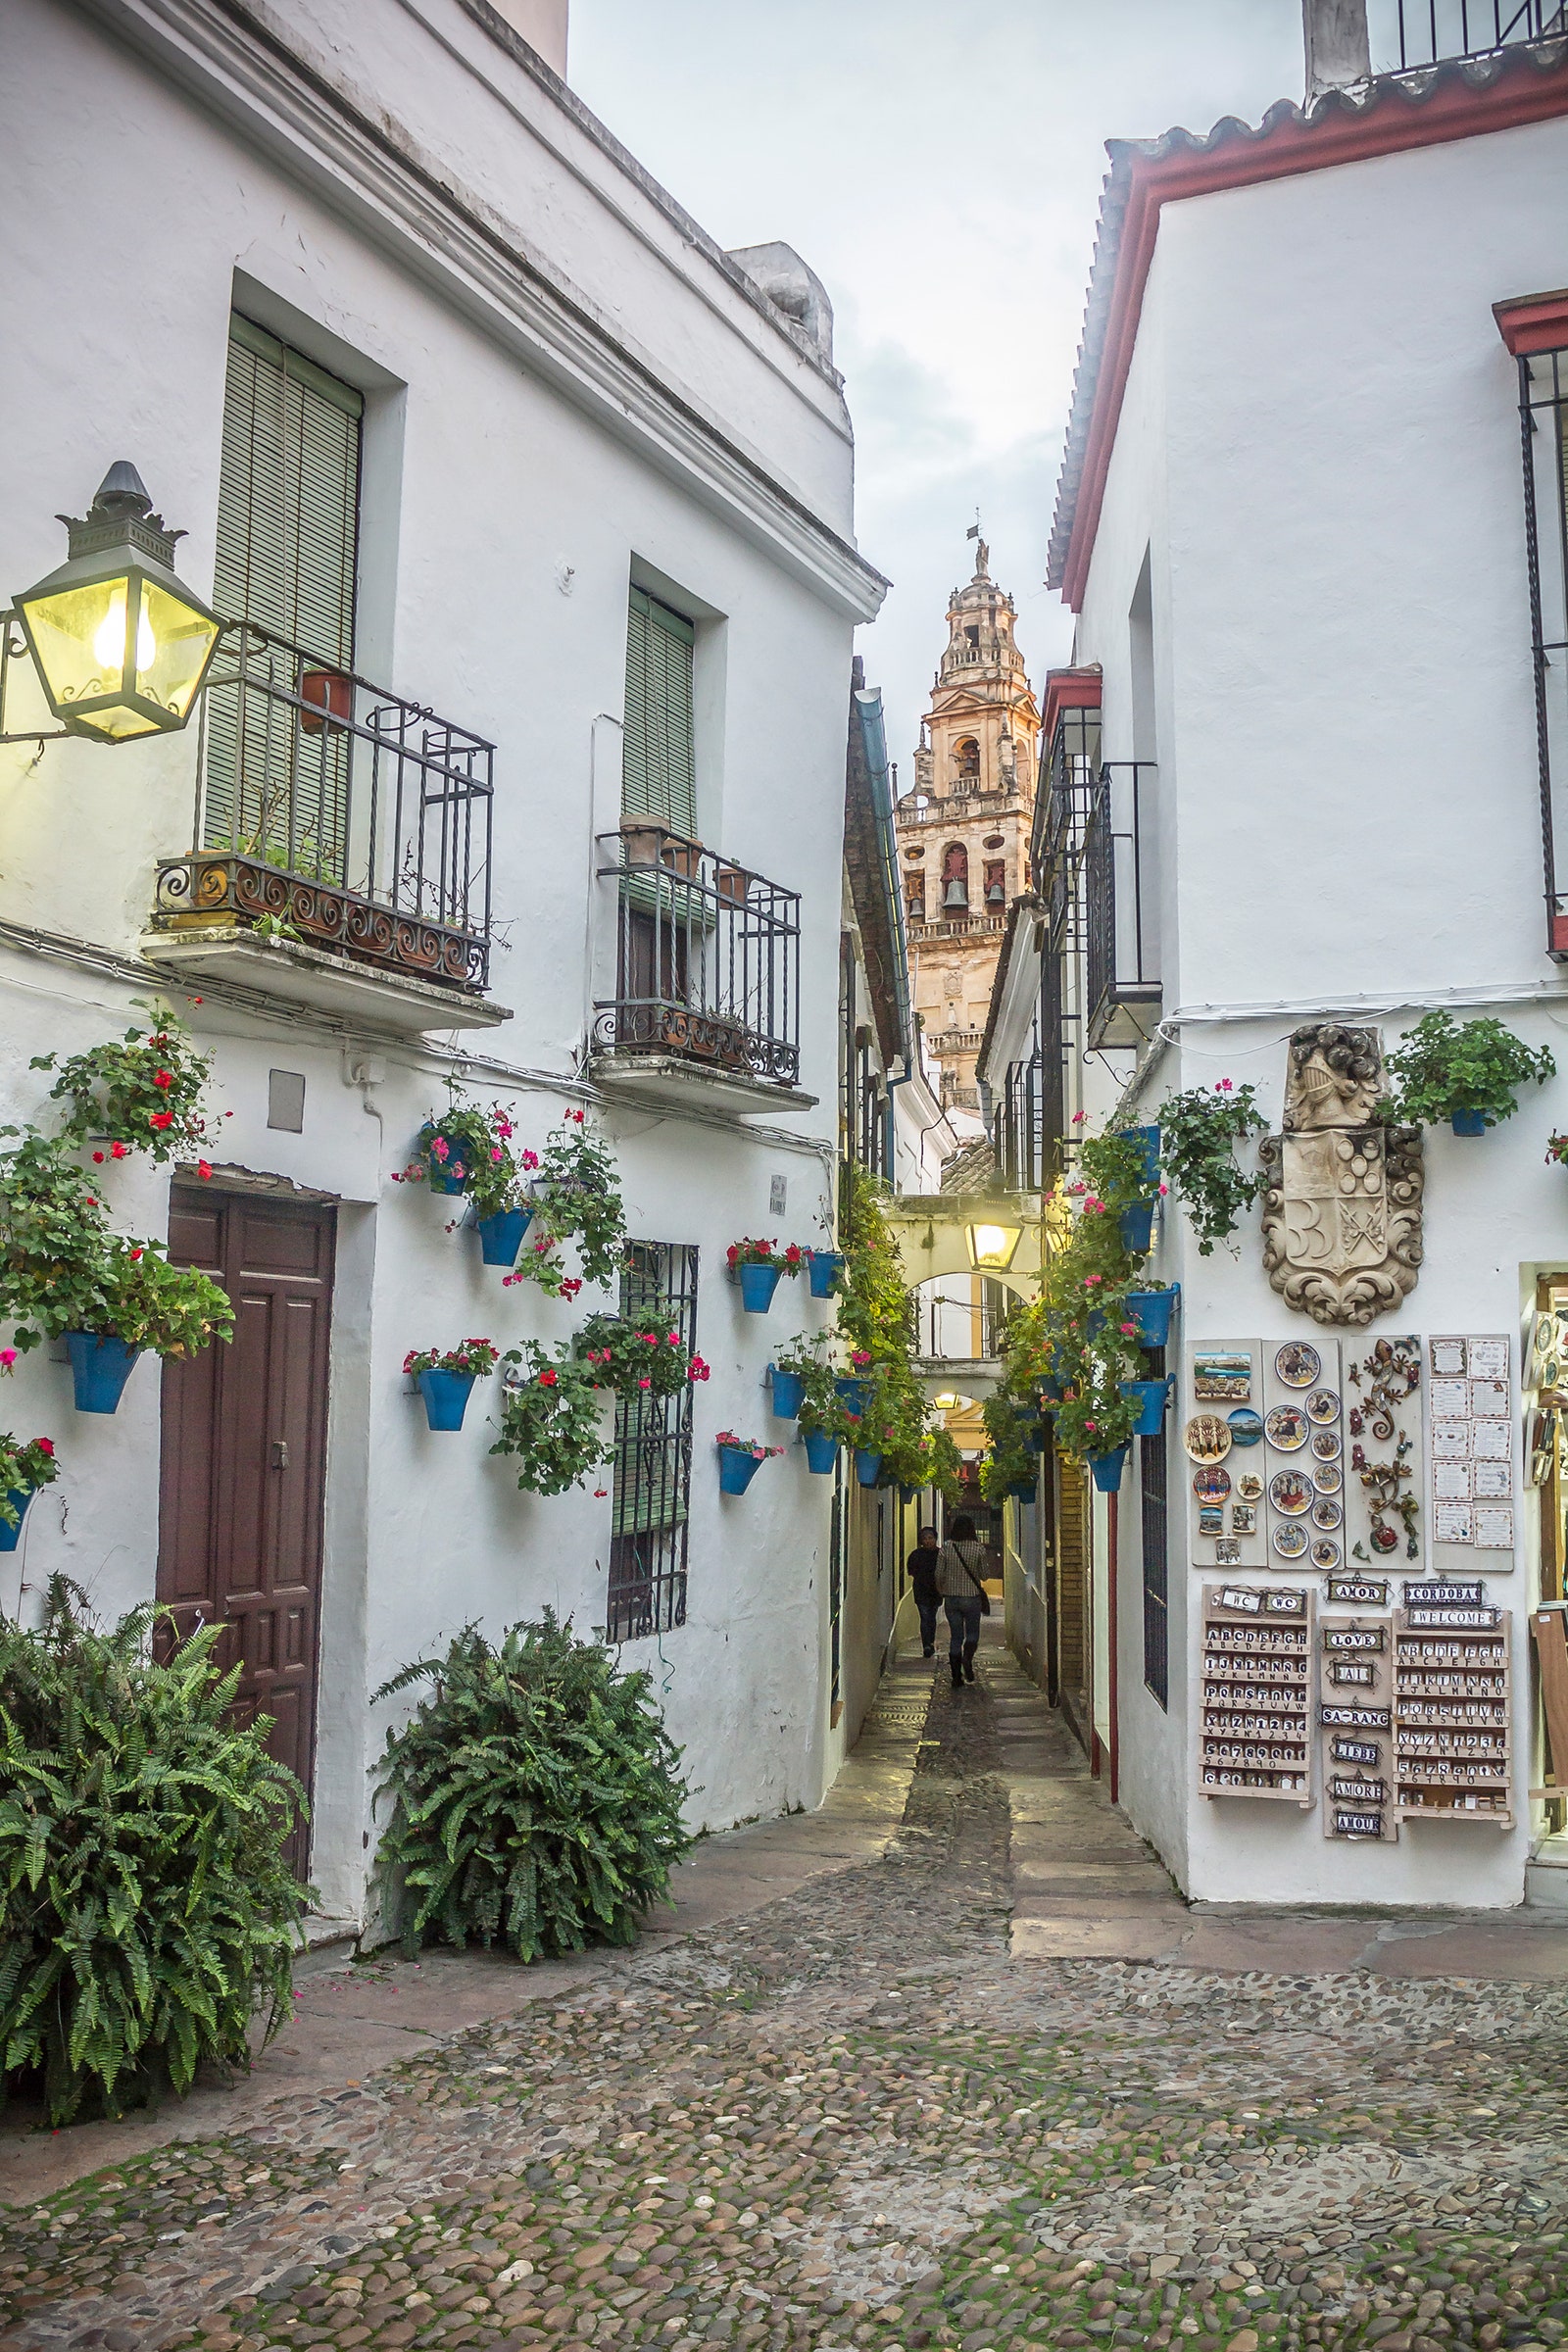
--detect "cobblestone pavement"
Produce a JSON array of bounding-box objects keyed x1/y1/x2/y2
[{"x1": 4, "y1": 1632, "x2": 1568, "y2": 2352}]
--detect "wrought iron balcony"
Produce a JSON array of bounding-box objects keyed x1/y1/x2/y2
[
  {"x1": 152, "y1": 620, "x2": 494, "y2": 998},
  {"x1": 591, "y1": 826, "x2": 807, "y2": 1107},
  {"x1": 1376, "y1": 0, "x2": 1566, "y2": 72},
  {"x1": 1084, "y1": 760, "x2": 1160, "y2": 1050},
  {"x1": 996, "y1": 1032, "x2": 1063, "y2": 1193}
]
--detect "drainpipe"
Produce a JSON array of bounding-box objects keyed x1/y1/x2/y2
[
  {"x1": 1106, "y1": 1493, "x2": 1120, "y2": 1804},
  {"x1": 1302, "y1": 0, "x2": 1371, "y2": 101}
]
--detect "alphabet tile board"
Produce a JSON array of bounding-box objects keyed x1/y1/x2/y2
[
  {"x1": 1318, "y1": 1615, "x2": 1396, "y2": 1840},
  {"x1": 1199, "y1": 1583, "x2": 1315, "y2": 1805},
  {"x1": 1426, "y1": 1336, "x2": 1515, "y2": 1557},
  {"x1": 1394, "y1": 1582, "x2": 1512, "y2": 1827}
]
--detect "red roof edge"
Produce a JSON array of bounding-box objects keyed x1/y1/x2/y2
[
  {"x1": 1052, "y1": 40, "x2": 1568, "y2": 612},
  {"x1": 1041, "y1": 665, "x2": 1102, "y2": 746},
  {"x1": 1494, "y1": 286, "x2": 1568, "y2": 354}
]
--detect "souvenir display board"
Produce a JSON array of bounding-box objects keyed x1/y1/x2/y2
[
  {"x1": 1317, "y1": 1614, "x2": 1396, "y2": 1840},
  {"x1": 1427, "y1": 1336, "x2": 1515, "y2": 1554},
  {"x1": 1393, "y1": 1580, "x2": 1512, "y2": 1826},
  {"x1": 1199, "y1": 1583, "x2": 1315, "y2": 1805},
  {"x1": 1262, "y1": 1337, "x2": 1346, "y2": 1576},
  {"x1": 1344, "y1": 1335, "x2": 1423, "y2": 1570},
  {"x1": 1185, "y1": 1345, "x2": 1267, "y2": 1571}
]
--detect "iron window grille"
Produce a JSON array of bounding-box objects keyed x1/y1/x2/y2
[
  {"x1": 154, "y1": 619, "x2": 494, "y2": 992},
  {"x1": 594, "y1": 827, "x2": 801, "y2": 1087},
  {"x1": 1083, "y1": 761, "x2": 1160, "y2": 1049},
  {"x1": 1373, "y1": 0, "x2": 1566, "y2": 72},
  {"x1": 607, "y1": 1242, "x2": 698, "y2": 1645},
  {"x1": 1140, "y1": 1350, "x2": 1169, "y2": 1710},
  {"x1": 1517, "y1": 345, "x2": 1568, "y2": 957}
]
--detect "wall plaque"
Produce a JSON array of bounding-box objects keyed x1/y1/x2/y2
[
  {"x1": 1426, "y1": 1337, "x2": 1516, "y2": 1555},
  {"x1": 1259, "y1": 1025, "x2": 1424, "y2": 1327},
  {"x1": 1318, "y1": 1612, "x2": 1396, "y2": 1839},
  {"x1": 1393, "y1": 1593, "x2": 1512, "y2": 1826},
  {"x1": 1200, "y1": 1584, "x2": 1315, "y2": 1805}
]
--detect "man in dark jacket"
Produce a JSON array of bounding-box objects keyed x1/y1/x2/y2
[{"x1": 907, "y1": 1525, "x2": 942, "y2": 1657}]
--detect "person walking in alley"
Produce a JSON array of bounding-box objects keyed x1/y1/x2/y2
[
  {"x1": 907, "y1": 1524, "x2": 942, "y2": 1656},
  {"x1": 934, "y1": 1512, "x2": 990, "y2": 1688}
]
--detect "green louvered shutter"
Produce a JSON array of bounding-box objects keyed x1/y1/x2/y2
[
  {"x1": 621, "y1": 587, "x2": 696, "y2": 835},
  {"x1": 206, "y1": 317, "x2": 363, "y2": 864}
]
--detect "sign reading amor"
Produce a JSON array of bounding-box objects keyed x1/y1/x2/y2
[{"x1": 1260, "y1": 1023, "x2": 1424, "y2": 1328}]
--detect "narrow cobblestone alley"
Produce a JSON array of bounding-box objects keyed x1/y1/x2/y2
[{"x1": 4, "y1": 1631, "x2": 1568, "y2": 2352}]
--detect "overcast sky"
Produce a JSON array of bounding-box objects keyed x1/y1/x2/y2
[{"x1": 568, "y1": 0, "x2": 1308, "y2": 780}]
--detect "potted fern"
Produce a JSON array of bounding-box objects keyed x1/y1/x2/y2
[{"x1": 1384, "y1": 1010, "x2": 1555, "y2": 1135}]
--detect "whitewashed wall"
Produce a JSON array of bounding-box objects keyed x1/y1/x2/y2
[{"x1": 0, "y1": 0, "x2": 882, "y2": 1923}]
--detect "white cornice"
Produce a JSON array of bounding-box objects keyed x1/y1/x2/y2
[{"x1": 77, "y1": 0, "x2": 889, "y2": 622}]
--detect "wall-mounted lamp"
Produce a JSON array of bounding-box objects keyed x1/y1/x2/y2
[
  {"x1": 965, "y1": 1219, "x2": 1022, "y2": 1273},
  {"x1": 14, "y1": 463, "x2": 220, "y2": 743}
]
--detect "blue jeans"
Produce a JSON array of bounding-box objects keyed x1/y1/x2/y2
[
  {"x1": 945, "y1": 1593, "x2": 983, "y2": 1665},
  {"x1": 916, "y1": 1593, "x2": 940, "y2": 1651}
]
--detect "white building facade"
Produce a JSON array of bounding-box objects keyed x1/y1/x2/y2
[
  {"x1": 981, "y1": 7, "x2": 1568, "y2": 1909},
  {"x1": 0, "y1": 0, "x2": 885, "y2": 1928}
]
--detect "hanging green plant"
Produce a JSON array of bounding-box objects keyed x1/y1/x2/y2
[
  {"x1": 1156, "y1": 1081, "x2": 1270, "y2": 1255},
  {"x1": 31, "y1": 1002, "x2": 220, "y2": 1166},
  {"x1": 0, "y1": 1577, "x2": 309, "y2": 2124},
  {"x1": 980, "y1": 1395, "x2": 1038, "y2": 1503},
  {"x1": 530, "y1": 1112, "x2": 626, "y2": 1288},
  {"x1": 1382, "y1": 1010, "x2": 1556, "y2": 1131},
  {"x1": 0, "y1": 1433, "x2": 58, "y2": 1526},
  {"x1": 489, "y1": 1343, "x2": 614, "y2": 1495},
  {"x1": 371, "y1": 1612, "x2": 691, "y2": 1962},
  {"x1": 575, "y1": 1311, "x2": 709, "y2": 1399}
]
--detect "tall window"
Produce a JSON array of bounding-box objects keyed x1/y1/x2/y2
[
  {"x1": 1517, "y1": 342, "x2": 1568, "y2": 951},
  {"x1": 207, "y1": 316, "x2": 363, "y2": 870},
  {"x1": 1141, "y1": 1346, "x2": 1169, "y2": 1707},
  {"x1": 607, "y1": 1242, "x2": 698, "y2": 1644},
  {"x1": 622, "y1": 587, "x2": 696, "y2": 837}
]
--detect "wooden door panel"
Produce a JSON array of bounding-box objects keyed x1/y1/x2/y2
[{"x1": 158, "y1": 1189, "x2": 335, "y2": 1873}]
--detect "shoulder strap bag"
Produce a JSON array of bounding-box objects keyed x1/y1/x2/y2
[{"x1": 955, "y1": 1542, "x2": 992, "y2": 1617}]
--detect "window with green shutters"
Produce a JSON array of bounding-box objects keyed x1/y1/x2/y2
[
  {"x1": 621, "y1": 587, "x2": 696, "y2": 837},
  {"x1": 204, "y1": 316, "x2": 364, "y2": 871}
]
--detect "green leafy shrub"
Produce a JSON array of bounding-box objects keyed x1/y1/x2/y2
[
  {"x1": 530, "y1": 1114, "x2": 626, "y2": 1288},
  {"x1": 1383, "y1": 1010, "x2": 1556, "y2": 1129},
  {"x1": 0, "y1": 1433, "x2": 59, "y2": 1527},
  {"x1": 1157, "y1": 1082, "x2": 1269, "y2": 1254},
  {"x1": 489, "y1": 1343, "x2": 614, "y2": 1494},
  {"x1": 575, "y1": 1310, "x2": 705, "y2": 1399},
  {"x1": 0, "y1": 1579, "x2": 308, "y2": 2125},
  {"x1": 980, "y1": 1396, "x2": 1037, "y2": 1504},
  {"x1": 371, "y1": 1613, "x2": 692, "y2": 1960},
  {"x1": 31, "y1": 1004, "x2": 219, "y2": 1165}
]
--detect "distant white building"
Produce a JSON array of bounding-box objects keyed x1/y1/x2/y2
[
  {"x1": 981, "y1": 0, "x2": 1568, "y2": 1909},
  {"x1": 0, "y1": 0, "x2": 885, "y2": 1931}
]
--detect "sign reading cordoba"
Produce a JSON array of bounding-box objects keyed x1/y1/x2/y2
[{"x1": 1260, "y1": 1023, "x2": 1424, "y2": 1328}]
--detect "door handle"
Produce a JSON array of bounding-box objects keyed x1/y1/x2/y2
[{"x1": 271, "y1": 1440, "x2": 288, "y2": 1469}]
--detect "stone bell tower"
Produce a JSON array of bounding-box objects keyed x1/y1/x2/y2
[{"x1": 896, "y1": 538, "x2": 1040, "y2": 1121}]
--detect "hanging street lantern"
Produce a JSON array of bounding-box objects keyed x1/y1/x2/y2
[
  {"x1": 965, "y1": 1218, "x2": 1022, "y2": 1273},
  {"x1": 13, "y1": 462, "x2": 221, "y2": 743}
]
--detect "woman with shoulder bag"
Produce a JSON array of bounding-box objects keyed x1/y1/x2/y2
[{"x1": 934, "y1": 1512, "x2": 991, "y2": 1689}]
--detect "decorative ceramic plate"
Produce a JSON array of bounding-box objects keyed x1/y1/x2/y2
[
  {"x1": 1313, "y1": 1462, "x2": 1343, "y2": 1494},
  {"x1": 1236, "y1": 1473, "x2": 1264, "y2": 1502},
  {"x1": 1306, "y1": 1389, "x2": 1341, "y2": 1425},
  {"x1": 1312, "y1": 1496, "x2": 1344, "y2": 1531},
  {"x1": 1272, "y1": 1523, "x2": 1308, "y2": 1559},
  {"x1": 1311, "y1": 1429, "x2": 1343, "y2": 1462},
  {"x1": 1275, "y1": 1341, "x2": 1322, "y2": 1389},
  {"x1": 1265, "y1": 1405, "x2": 1308, "y2": 1452},
  {"x1": 1269, "y1": 1469, "x2": 1313, "y2": 1516},
  {"x1": 1311, "y1": 1538, "x2": 1342, "y2": 1569},
  {"x1": 1184, "y1": 1415, "x2": 1232, "y2": 1465},
  {"x1": 1192, "y1": 1465, "x2": 1232, "y2": 1502},
  {"x1": 1227, "y1": 1407, "x2": 1265, "y2": 1447}
]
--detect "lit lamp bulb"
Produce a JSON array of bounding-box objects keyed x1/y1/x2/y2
[
  {"x1": 92, "y1": 591, "x2": 157, "y2": 678},
  {"x1": 965, "y1": 1219, "x2": 1022, "y2": 1273}
]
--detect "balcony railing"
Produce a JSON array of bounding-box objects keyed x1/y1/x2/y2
[
  {"x1": 154, "y1": 621, "x2": 494, "y2": 991},
  {"x1": 1084, "y1": 760, "x2": 1160, "y2": 1049},
  {"x1": 996, "y1": 1038, "x2": 1063, "y2": 1193},
  {"x1": 908, "y1": 913, "x2": 1005, "y2": 943},
  {"x1": 593, "y1": 825, "x2": 801, "y2": 1089},
  {"x1": 1374, "y1": 0, "x2": 1566, "y2": 71}
]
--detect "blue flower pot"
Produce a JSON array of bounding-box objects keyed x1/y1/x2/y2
[
  {"x1": 1125, "y1": 1285, "x2": 1179, "y2": 1348},
  {"x1": 808, "y1": 1250, "x2": 844, "y2": 1298},
  {"x1": 1009, "y1": 1478, "x2": 1036, "y2": 1500},
  {"x1": 1451, "y1": 1107, "x2": 1488, "y2": 1136},
  {"x1": 803, "y1": 1429, "x2": 838, "y2": 1475},
  {"x1": 739, "y1": 1263, "x2": 781, "y2": 1313},
  {"x1": 419, "y1": 1126, "x2": 473, "y2": 1195},
  {"x1": 476, "y1": 1206, "x2": 533, "y2": 1266},
  {"x1": 0, "y1": 1490, "x2": 32, "y2": 1551},
  {"x1": 66, "y1": 1333, "x2": 140, "y2": 1415},
  {"x1": 855, "y1": 1448, "x2": 883, "y2": 1488},
  {"x1": 1090, "y1": 1444, "x2": 1129, "y2": 1494},
  {"x1": 1023, "y1": 1423, "x2": 1048, "y2": 1453},
  {"x1": 1123, "y1": 1125, "x2": 1161, "y2": 1185},
  {"x1": 718, "y1": 1446, "x2": 763, "y2": 1495},
  {"x1": 835, "y1": 1376, "x2": 872, "y2": 1416},
  {"x1": 1085, "y1": 1307, "x2": 1107, "y2": 1340},
  {"x1": 1039, "y1": 1376, "x2": 1064, "y2": 1404},
  {"x1": 1119, "y1": 1378, "x2": 1172, "y2": 1439},
  {"x1": 1118, "y1": 1201, "x2": 1154, "y2": 1254},
  {"x1": 418, "y1": 1367, "x2": 475, "y2": 1431},
  {"x1": 769, "y1": 1365, "x2": 805, "y2": 1418}
]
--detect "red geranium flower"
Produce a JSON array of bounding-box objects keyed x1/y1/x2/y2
[
  {"x1": 539, "y1": 1369, "x2": 559, "y2": 1389},
  {"x1": 153, "y1": 1070, "x2": 173, "y2": 1090},
  {"x1": 149, "y1": 1110, "x2": 173, "y2": 1130},
  {"x1": 36, "y1": 1439, "x2": 54, "y2": 1456}
]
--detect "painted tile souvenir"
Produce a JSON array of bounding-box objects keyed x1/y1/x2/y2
[
  {"x1": 1236, "y1": 1473, "x2": 1264, "y2": 1502},
  {"x1": 1185, "y1": 1414, "x2": 1233, "y2": 1464},
  {"x1": 1195, "y1": 1352, "x2": 1252, "y2": 1401},
  {"x1": 1311, "y1": 1428, "x2": 1342, "y2": 1461},
  {"x1": 1265, "y1": 1405, "x2": 1308, "y2": 1451},
  {"x1": 1231, "y1": 1503, "x2": 1256, "y2": 1535},
  {"x1": 1424, "y1": 1336, "x2": 1511, "y2": 1557},
  {"x1": 1306, "y1": 1389, "x2": 1341, "y2": 1425},
  {"x1": 1227, "y1": 1408, "x2": 1264, "y2": 1447},
  {"x1": 1275, "y1": 1341, "x2": 1321, "y2": 1390},
  {"x1": 1199, "y1": 1504, "x2": 1224, "y2": 1538},
  {"x1": 1269, "y1": 1469, "x2": 1313, "y2": 1516},
  {"x1": 1313, "y1": 1462, "x2": 1343, "y2": 1494},
  {"x1": 1272, "y1": 1523, "x2": 1308, "y2": 1558},
  {"x1": 1193, "y1": 1465, "x2": 1232, "y2": 1501},
  {"x1": 1311, "y1": 1539, "x2": 1342, "y2": 1569}
]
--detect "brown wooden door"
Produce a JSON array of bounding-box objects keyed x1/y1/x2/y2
[{"x1": 158, "y1": 1187, "x2": 336, "y2": 1872}]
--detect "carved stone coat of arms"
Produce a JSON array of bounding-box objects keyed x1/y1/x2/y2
[{"x1": 1259, "y1": 1023, "x2": 1424, "y2": 1327}]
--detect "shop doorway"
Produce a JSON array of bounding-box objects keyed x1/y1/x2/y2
[{"x1": 156, "y1": 1185, "x2": 336, "y2": 1874}]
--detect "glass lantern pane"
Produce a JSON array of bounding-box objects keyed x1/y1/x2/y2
[
  {"x1": 137, "y1": 578, "x2": 221, "y2": 722},
  {"x1": 18, "y1": 576, "x2": 130, "y2": 712}
]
